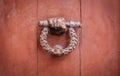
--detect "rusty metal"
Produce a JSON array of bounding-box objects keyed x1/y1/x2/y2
[{"x1": 39, "y1": 17, "x2": 81, "y2": 56}]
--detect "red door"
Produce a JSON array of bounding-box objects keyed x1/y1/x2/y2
[{"x1": 0, "y1": 0, "x2": 119, "y2": 76}]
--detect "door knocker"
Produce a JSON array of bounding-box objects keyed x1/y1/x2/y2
[{"x1": 39, "y1": 18, "x2": 81, "y2": 56}]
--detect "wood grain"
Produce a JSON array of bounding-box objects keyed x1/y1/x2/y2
[
  {"x1": 81, "y1": 0, "x2": 120, "y2": 76},
  {"x1": 37, "y1": 0, "x2": 81, "y2": 76},
  {"x1": 0, "y1": 0, "x2": 37, "y2": 76},
  {"x1": 0, "y1": 0, "x2": 119, "y2": 76}
]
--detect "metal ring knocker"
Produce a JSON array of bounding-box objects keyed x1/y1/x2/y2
[{"x1": 39, "y1": 18, "x2": 81, "y2": 56}]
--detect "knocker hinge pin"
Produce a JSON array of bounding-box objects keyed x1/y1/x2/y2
[
  {"x1": 38, "y1": 20, "x2": 81, "y2": 28},
  {"x1": 38, "y1": 18, "x2": 81, "y2": 35}
]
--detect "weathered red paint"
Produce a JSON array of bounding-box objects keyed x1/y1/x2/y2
[
  {"x1": 0, "y1": 0, "x2": 119, "y2": 76},
  {"x1": 81, "y1": 0, "x2": 120, "y2": 76},
  {"x1": 0, "y1": 0, "x2": 37, "y2": 76}
]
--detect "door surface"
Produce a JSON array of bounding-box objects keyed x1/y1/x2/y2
[{"x1": 0, "y1": 0, "x2": 119, "y2": 76}]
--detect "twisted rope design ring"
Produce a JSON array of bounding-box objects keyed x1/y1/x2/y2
[{"x1": 39, "y1": 18, "x2": 81, "y2": 56}]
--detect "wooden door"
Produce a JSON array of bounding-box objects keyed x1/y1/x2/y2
[{"x1": 0, "y1": 0, "x2": 119, "y2": 76}]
